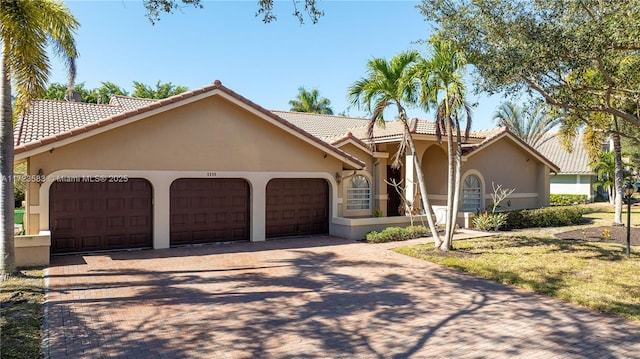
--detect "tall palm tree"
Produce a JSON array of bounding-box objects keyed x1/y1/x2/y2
[
  {"x1": 289, "y1": 86, "x2": 334, "y2": 114},
  {"x1": 1, "y1": 0, "x2": 78, "y2": 277},
  {"x1": 416, "y1": 38, "x2": 471, "y2": 251},
  {"x1": 348, "y1": 51, "x2": 442, "y2": 246},
  {"x1": 493, "y1": 101, "x2": 561, "y2": 148}
]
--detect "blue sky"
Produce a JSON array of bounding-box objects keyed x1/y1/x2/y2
[{"x1": 48, "y1": 0, "x2": 508, "y2": 129}]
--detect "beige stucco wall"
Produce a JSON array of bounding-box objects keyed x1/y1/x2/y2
[
  {"x1": 29, "y1": 97, "x2": 344, "y2": 174},
  {"x1": 23, "y1": 95, "x2": 352, "y2": 247},
  {"x1": 463, "y1": 137, "x2": 550, "y2": 210},
  {"x1": 335, "y1": 143, "x2": 376, "y2": 218}
]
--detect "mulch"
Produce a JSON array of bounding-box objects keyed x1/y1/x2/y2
[{"x1": 555, "y1": 226, "x2": 640, "y2": 246}]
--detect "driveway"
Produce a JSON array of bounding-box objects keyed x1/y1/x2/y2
[{"x1": 45, "y1": 236, "x2": 640, "y2": 359}]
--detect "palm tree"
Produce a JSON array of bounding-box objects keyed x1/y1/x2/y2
[
  {"x1": 348, "y1": 51, "x2": 441, "y2": 245},
  {"x1": 591, "y1": 150, "x2": 617, "y2": 205},
  {"x1": 416, "y1": 38, "x2": 471, "y2": 251},
  {"x1": 1, "y1": 0, "x2": 79, "y2": 277},
  {"x1": 289, "y1": 86, "x2": 334, "y2": 114},
  {"x1": 493, "y1": 101, "x2": 561, "y2": 148}
]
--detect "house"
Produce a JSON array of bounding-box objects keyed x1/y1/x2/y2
[
  {"x1": 536, "y1": 133, "x2": 598, "y2": 202},
  {"x1": 13, "y1": 81, "x2": 559, "y2": 266}
]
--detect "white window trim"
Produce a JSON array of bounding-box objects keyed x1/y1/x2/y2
[
  {"x1": 461, "y1": 170, "x2": 485, "y2": 212},
  {"x1": 345, "y1": 173, "x2": 372, "y2": 213}
]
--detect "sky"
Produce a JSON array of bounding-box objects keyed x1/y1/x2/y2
[{"x1": 48, "y1": 0, "x2": 508, "y2": 130}]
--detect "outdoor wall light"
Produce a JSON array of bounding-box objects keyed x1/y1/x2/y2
[{"x1": 36, "y1": 169, "x2": 46, "y2": 185}]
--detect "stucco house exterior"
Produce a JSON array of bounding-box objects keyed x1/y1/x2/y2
[
  {"x1": 536, "y1": 133, "x2": 598, "y2": 202},
  {"x1": 13, "y1": 81, "x2": 558, "y2": 266}
]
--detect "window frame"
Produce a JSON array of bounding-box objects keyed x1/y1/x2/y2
[{"x1": 346, "y1": 174, "x2": 372, "y2": 212}]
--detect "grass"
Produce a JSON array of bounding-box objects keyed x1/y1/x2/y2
[
  {"x1": 0, "y1": 269, "x2": 45, "y2": 359},
  {"x1": 395, "y1": 212, "x2": 640, "y2": 322}
]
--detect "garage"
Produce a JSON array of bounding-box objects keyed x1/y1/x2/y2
[
  {"x1": 170, "y1": 178, "x2": 250, "y2": 245},
  {"x1": 49, "y1": 178, "x2": 153, "y2": 254},
  {"x1": 266, "y1": 178, "x2": 329, "y2": 238}
]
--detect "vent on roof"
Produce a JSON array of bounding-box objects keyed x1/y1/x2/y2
[{"x1": 66, "y1": 91, "x2": 83, "y2": 102}]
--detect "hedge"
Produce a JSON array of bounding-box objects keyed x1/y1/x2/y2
[
  {"x1": 365, "y1": 225, "x2": 430, "y2": 243},
  {"x1": 549, "y1": 194, "x2": 588, "y2": 206},
  {"x1": 504, "y1": 206, "x2": 584, "y2": 229}
]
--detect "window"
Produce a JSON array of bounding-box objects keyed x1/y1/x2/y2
[
  {"x1": 462, "y1": 175, "x2": 482, "y2": 212},
  {"x1": 346, "y1": 175, "x2": 371, "y2": 211}
]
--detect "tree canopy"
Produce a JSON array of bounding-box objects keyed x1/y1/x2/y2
[
  {"x1": 43, "y1": 81, "x2": 188, "y2": 103},
  {"x1": 142, "y1": 0, "x2": 323, "y2": 25},
  {"x1": 132, "y1": 80, "x2": 188, "y2": 99},
  {"x1": 289, "y1": 87, "x2": 333, "y2": 115},
  {"x1": 419, "y1": 0, "x2": 640, "y2": 129}
]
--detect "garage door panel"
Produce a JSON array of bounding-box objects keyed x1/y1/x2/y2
[
  {"x1": 50, "y1": 179, "x2": 153, "y2": 254},
  {"x1": 170, "y1": 178, "x2": 249, "y2": 246},
  {"x1": 266, "y1": 178, "x2": 328, "y2": 238}
]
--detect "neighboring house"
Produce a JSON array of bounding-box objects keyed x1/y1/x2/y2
[
  {"x1": 536, "y1": 133, "x2": 598, "y2": 202},
  {"x1": 13, "y1": 81, "x2": 559, "y2": 266}
]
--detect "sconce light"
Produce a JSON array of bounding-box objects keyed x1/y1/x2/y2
[
  {"x1": 36, "y1": 169, "x2": 46, "y2": 185},
  {"x1": 335, "y1": 172, "x2": 342, "y2": 184}
]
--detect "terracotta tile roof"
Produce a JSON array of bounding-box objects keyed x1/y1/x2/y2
[
  {"x1": 14, "y1": 81, "x2": 365, "y2": 169},
  {"x1": 15, "y1": 100, "x2": 124, "y2": 146},
  {"x1": 272, "y1": 111, "x2": 369, "y2": 142},
  {"x1": 108, "y1": 95, "x2": 157, "y2": 111},
  {"x1": 536, "y1": 133, "x2": 594, "y2": 174}
]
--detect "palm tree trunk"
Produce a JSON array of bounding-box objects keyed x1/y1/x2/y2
[
  {"x1": 612, "y1": 131, "x2": 624, "y2": 225},
  {"x1": 449, "y1": 125, "x2": 463, "y2": 248},
  {"x1": 1, "y1": 50, "x2": 16, "y2": 277},
  {"x1": 397, "y1": 108, "x2": 441, "y2": 246}
]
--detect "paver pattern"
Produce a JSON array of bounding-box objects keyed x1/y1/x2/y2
[{"x1": 45, "y1": 236, "x2": 640, "y2": 358}]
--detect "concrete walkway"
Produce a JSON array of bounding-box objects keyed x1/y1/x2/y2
[{"x1": 45, "y1": 234, "x2": 640, "y2": 358}]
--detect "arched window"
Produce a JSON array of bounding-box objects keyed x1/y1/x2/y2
[
  {"x1": 346, "y1": 175, "x2": 371, "y2": 211},
  {"x1": 462, "y1": 175, "x2": 482, "y2": 212}
]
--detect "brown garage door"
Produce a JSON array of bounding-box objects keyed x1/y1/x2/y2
[
  {"x1": 266, "y1": 178, "x2": 329, "y2": 238},
  {"x1": 170, "y1": 178, "x2": 249, "y2": 245},
  {"x1": 50, "y1": 178, "x2": 153, "y2": 254}
]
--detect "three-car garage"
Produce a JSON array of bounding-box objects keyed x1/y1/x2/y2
[{"x1": 48, "y1": 177, "x2": 330, "y2": 254}]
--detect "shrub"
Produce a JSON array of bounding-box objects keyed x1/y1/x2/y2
[
  {"x1": 473, "y1": 211, "x2": 508, "y2": 231},
  {"x1": 366, "y1": 225, "x2": 429, "y2": 243},
  {"x1": 549, "y1": 194, "x2": 588, "y2": 206},
  {"x1": 505, "y1": 206, "x2": 583, "y2": 229}
]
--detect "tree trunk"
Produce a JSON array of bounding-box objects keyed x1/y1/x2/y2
[
  {"x1": 612, "y1": 131, "x2": 624, "y2": 225},
  {"x1": 397, "y1": 107, "x2": 441, "y2": 246},
  {"x1": 0, "y1": 50, "x2": 16, "y2": 278},
  {"x1": 449, "y1": 125, "x2": 463, "y2": 247}
]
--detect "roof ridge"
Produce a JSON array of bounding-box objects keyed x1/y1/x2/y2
[
  {"x1": 271, "y1": 110, "x2": 369, "y2": 121},
  {"x1": 29, "y1": 98, "x2": 120, "y2": 108}
]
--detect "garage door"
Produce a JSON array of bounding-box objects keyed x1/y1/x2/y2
[
  {"x1": 170, "y1": 178, "x2": 249, "y2": 245},
  {"x1": 49, "y1": 178, "x2": 153, "y2": 254},
  {"x1": 266, "y1": 178, "x2": 329, "y2": 238}
]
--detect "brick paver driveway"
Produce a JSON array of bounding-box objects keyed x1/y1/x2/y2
[{"x1": 46, "y1": 236, "x2": 640, "y2": 358}]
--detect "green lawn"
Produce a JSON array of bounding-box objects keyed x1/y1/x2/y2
[
  {"x1": 395, "y1": 208, "x2": 640, "y2": 322},
  {"x1": 0, "y1": 269, "x2": 45, "y2": 359}
]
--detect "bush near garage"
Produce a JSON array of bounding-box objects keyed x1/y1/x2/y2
[{"x1": 549, "y1": 194, "x2": 588, "y2": 206}]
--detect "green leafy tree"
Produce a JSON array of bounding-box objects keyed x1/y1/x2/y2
[
  {"x1": 142, "y1": 0, "x2": 323, "y2": 25},
  {"x1": 348, "y1": 51, "x2": 442, "y2": 246},
  {"x1": 289, "y1": 87, "x2": 334, "y2": 115},
  {"x1": 494, "y1": 101, "x2": 562, "y2": 149},
  {"x1": 1, "y1": 0, "x2": 78, "y2": 277},
  {"x1": 94, "y1": 81, "x2": 128, "y2": 103},
  {"x1": 590, "y1": 150, "x2": 634, "y2": 205},
  {"x1": 419, "y1": 0, "x2": 640, "y2": 130},
  {"x1": 132, "y1": 80, "x2": 188, "y2": 99}
]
